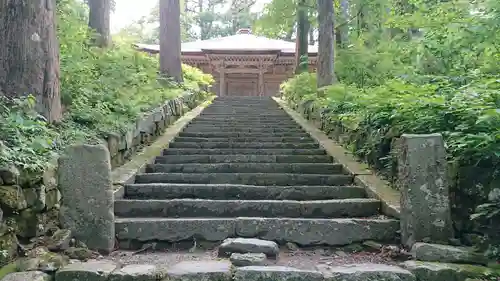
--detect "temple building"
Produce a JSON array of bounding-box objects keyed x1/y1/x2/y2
[{"x1": 134, "y1": 28, "x2": 318, "y2": 97}]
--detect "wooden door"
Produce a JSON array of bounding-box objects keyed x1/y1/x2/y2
[{"x1": 227, "y1": 80, "x2": 257, "y2": 96}]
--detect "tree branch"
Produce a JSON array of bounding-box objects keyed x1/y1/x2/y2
[{"x1": 335, "y1": 3, "x2": 366, "y2": 29}]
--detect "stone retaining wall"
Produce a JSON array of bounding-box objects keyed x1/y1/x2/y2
[{"x1": 0, "y1": 92, "x2": 207, "y2": 266}]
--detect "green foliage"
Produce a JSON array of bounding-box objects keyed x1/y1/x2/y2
[
  {"x1": 277, "y1": 0, "x2": 500, "y2": 255},
  {"x1": 0, "y1": 0, "x2": 213, "y2": 174},
  {"x1": 120, "y1": 0, "x2": 260, "y2": 43}
]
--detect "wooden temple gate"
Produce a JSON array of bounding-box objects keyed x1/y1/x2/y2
[{"x1": 135, "y1": 29, "x2": 318, "y2": 97}]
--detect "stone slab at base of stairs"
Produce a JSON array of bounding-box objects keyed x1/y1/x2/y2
[
  {"x1": 115, "y1": 217, "x2": 399, "y2": 246},
  {"x1": 7, "y1": 259, "x2": 498, "y2": 281}
]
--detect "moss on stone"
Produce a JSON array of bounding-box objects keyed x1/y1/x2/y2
[
  {"x1": 15, "y1": 208, "x2": 45, "y2": 238},
  {"x1": 451, "y1": 263, "x2": 500, "y2": 277},
  {"x1": 64, "y1": 247, "x2": 97, "y2": 261},
  {"x1": 413, "y1": 261, "x2": 500, "y2": 278},
  {"x1": 0, "y1": 233, "x2": 18, "y2": 267},
  {"x1": 38, "y1": 251, "x2": 69, "y2": 270},
  {"x1": 0, "y1": 262, "x2": 18, "y2": 279},
  {"x1": 0, "y1": 185, "x2": 27, "y2": 211}
]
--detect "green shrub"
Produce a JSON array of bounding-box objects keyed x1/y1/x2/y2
[
  {"x1": 0, "y1": 0, "x2": 213, "y2": 174},
  {"x1": 280, "y1": 0, "x2": 500, "y2": 252}
]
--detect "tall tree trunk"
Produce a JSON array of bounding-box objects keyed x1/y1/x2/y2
[
  {"x1": 339, "y1": 0, "x2": 349, "y2": 47},
  {"x1": 308, "y1": 25, "x2": 315, "y2": 45},
  {"x1": 88, "y1": 0, "x2": 111, "y2": 47},
  {"x1": 160, "y1": 0, "x2": 183, "y2": 83},
  {"x1": 317, "y1": 0, "x2": 336, "y2": 88},
  {"x1": 295, "y1": 0, "x2": 309, "y2": 74},
  {"x1": 0, "y1": 0, "x2": 62, "y2": 123}
]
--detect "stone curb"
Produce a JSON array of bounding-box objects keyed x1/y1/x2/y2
[
  {"x1": 5, "y1": 259, "x2": 497, "y2": 281},
  {"x1": 273, "y1": 97, "x2": 401, "y2": 218},
  {"x1": 111, "y1": 96, "x2": 215, "y2": 199}
]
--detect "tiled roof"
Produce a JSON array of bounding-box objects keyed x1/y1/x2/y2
[{"x1": 135, "y1": 33, "x2": 318, "y2": 54}]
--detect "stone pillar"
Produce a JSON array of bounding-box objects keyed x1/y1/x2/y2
[
  {"x1": 58, "y1": 144, "x2": 115, "y2": 254},
  {"x1": 219, "y1": 68, "x2": 226, "y2": 97},
  {"x1": 398, "y1": 133, "x2": 454, "y2": 248}
]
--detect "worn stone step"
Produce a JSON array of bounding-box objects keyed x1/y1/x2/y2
[
  {"x1": 146, "y1": 163, "x2": 343, "y2": 174},
  {"x1": 124, "y1": 183, "x2": 366, "y2": 200},
  {"x1": 206, "y1": 102, "x2": 279, "y2": 105},
  {"x1": 114, "y1": 198, "x2": 380, "y2": 218},
  {"x1": 186, "y1": 124, "x2": 302, "y2": 129},
  {"x1": 172, "y1": 137, "x2": 315, "y2": 143},
  {"x1": 193, "y1": 118, "x2": 295, "y2": 123},
  {"x1": 114, "y1": 217, "x2": 399, "y2": 246},
  {"x1": 195, "y1": 117, "x2": 291, "y2": 121},
  {"x1": 134, "y1": 172, "x2": 353, "y2": 186},
  {"x1": 185, "y1": 125, "x2": 303, "y2": 131},
  {"x1": 203, "y1": 108, "x2": 281, "y2": 110},
  {"x1": 182, "y1": 127, "x2": 305, "y2": 133},
  {"x1": 168, "y1": 142, "x2": 319, "y2": 149},
  {"x1": 154, "y1": 154, "x2": 333, "y2": 164},
  {"x1": 192, "y1": 118, "x2": 298, "y2": 124},
  {"x1": 200, "y1": 112, "x2": 288, "y2": 115},
  {"x1": 197, "y1": 115, "x2": 291, "y2": 119},
  {"x1": 178, "y1": 132, "x2": 311, "y2": 138},
  {"x1": 163, "y1": 148, "x2": 327, "y2": 155}
]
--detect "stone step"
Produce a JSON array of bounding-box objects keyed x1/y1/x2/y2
[
  {"x1": 172, "y1": 137, "x2": 315, "y2": 143},
  {"x1": 192, "y1": 118, "x2": 298, "y2": 124},
  {"x1": 154, "y1": 154, "x2": 333, "y2": 164},
  {"x1": 114, "y1": 198, "x2": 381, "y2": 218},
  {"x1": 146, "y1": 163, "x2": 344, "y2": 174},
  {"x1": 219, "y1": 238, "x2": 279, "y2": 258},
  {"x1": 124, "y1": 183, "x2": 366, "y2": 200},
  {"x1": 200, "y1": 112, "x2": 288, "y2": 115},
  {"x1": 203, "y1": 103, "x2": 280, "y2": 105},
  {"x1": 114, "y1": 217, "x2": 400, "y2": 246},
  {"x1": 182, "y1": 127, "x2": 305, "y2": 133},
  {"x1": 162, "y1": 148, "x2": 327, "y2": 155},
  {"x1": 134, "y1": 172, "x2": 354, "y2": 186},
  {"x1": 168, "y1": 142, "x2": 319, "y2": 149},
  {"x1": 193, "y1": 118, "x2": 296, "y2": 123},
  {"x1": 197, "y1": 115, "x2": 292, "y2": 119},
  {"x1": 186, "y1": 124, "x2": 302, "y2": 129},
  {"x1": 201, "y1": 109, "x2": 285, "y2": 112},
  {"x1": 178, "y1": 132, "x2": 311, "y2": 138},
  {"x1": 200, "y1": 113, "x2": 287, "y2": 116}
]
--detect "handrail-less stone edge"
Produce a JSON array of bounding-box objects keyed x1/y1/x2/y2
[
  {"x1": 111, "y1": 96, "x2": 215, "y2": 199},
  {"x1": 273, "y1": 97, "x2": 400, "y2": 218}
]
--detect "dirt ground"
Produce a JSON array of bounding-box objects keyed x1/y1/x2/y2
[{"x1": 107, "y1": 242, "x2": 409, "y2": 271}]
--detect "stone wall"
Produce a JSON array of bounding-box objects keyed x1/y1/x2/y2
[
  {"x1": 0, "y1": 92, "x2": 207, "y2": 266},
  {"x1": 286, "y1": 99, "x2": 493, "y2": 245}
]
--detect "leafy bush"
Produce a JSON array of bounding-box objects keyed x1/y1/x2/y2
[
  {"x1": 0, "y1": 0, "x2": 213, "y2": 174},
  {"x1": 280, "y1": 0, "x2": 500, "y2": 255},
  {"x1": 282, "y1": 71, "x2": 500, "y2": 255}
]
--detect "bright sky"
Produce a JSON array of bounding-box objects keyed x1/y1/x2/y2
[{"x1": 111, "y1": 0, "x2": 272, "y2": 33}]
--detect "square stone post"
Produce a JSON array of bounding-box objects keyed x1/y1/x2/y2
[
  {"x1": 58, "y1": 144, "x2": 115, "y2": 254},
  {"x1": 398, "y1": 133, "x2": 454, "y2": 248}
]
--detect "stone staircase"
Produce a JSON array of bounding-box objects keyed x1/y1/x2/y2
[{"x1": 114, "y1": 97, "x2": 399, "y2": 248}]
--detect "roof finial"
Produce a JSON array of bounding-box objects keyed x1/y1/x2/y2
[{"x1": 236, "y1": 28, "x2": 252, "y2": 35}]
